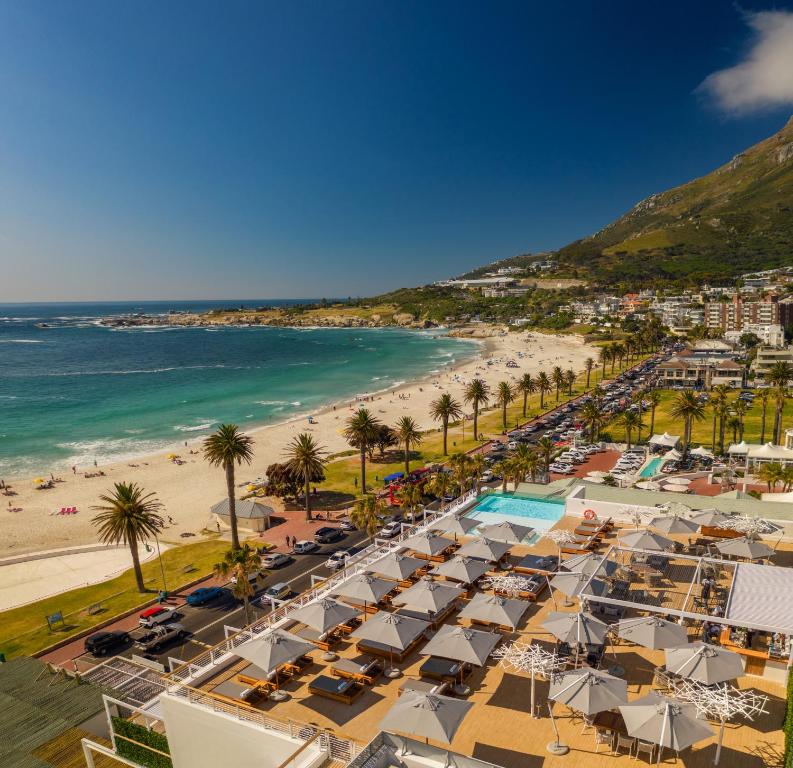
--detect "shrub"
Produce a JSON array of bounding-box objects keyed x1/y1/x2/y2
[{"x1": 112, "y1": 717, "x2": 172, "y2": 768}]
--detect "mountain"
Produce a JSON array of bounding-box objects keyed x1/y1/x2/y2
[{"x1": 556, "y1": 117, "x2": 793, "y2": 285}]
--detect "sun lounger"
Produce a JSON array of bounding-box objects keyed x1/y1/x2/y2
[
  {"x1": 398, "y1": 678, "x2": 449, "y2": 696},
  {"x1": 335, "y1": 617, "x2": 362, "y2": 635},
  {"x1": 308, "y1": 675, "x2": 365, "y2": 704},
  {"x1": 394, "y1": 602, "x2": 455, "y2": 629},
  {"x1": 330, "y1": 657, "x2": 382, "y2": 685},
  {"x1": 469, "y1": 617, "x2": 514, "y2": 633},
  {"x1": 561, "y1": 538, "x2": 599, "y2": 555},
  {"x1": 513, "y1": 554, "x2": 559, "y2": 575},
  {"x1": 356, "y1": 632, "x2": 426, "y2": 662},
  {"x1": 419, "y1": 656, "x2": 471, "y2": 683},
  {"x1": 294, "y1": 625, "x2": 339, "y2": 652}
]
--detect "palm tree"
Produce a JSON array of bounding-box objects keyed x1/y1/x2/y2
[
  {"x1": 757, "y1": 461, "x2": 784, "y2": 492},
  {"x1": 616, "y1": 411, "x2": 642, "y2": 449},
  {"x1": 564, "y1": 369, "x2": 576, "y2": 396},
  {"x1": 92, "y1": 482, "x2": 164, "y2": 593},
  {"x1": 394, "y1": 416, "x2": 423, "y2": 477},
  {"x1": 727, "y1": 415, "x2": 741, "y2": 444},
  {"x1": 598, "y1": 346, "x2": 610, "y2": 381},
  {"x1": 430, "y1": 393, "x2": 463, "y2": 455},
  {"x1": 584, "y1": 357, "x2": 595, "y2": 389},
  {"x1": 464, "y1": 378, "x2": 490, "y2": 442},
  {"x1": 495, "y1": 381, "x2": 514, "y2": 429},
  {"x1": 733, "y1": 399, "x2": 748, "y2": 442},
  {"x1": 449, "y1": 452, "x2": 473, "y2": 494},
  {"x1": 400, "y1": 482, "x2": 424, "y2": 523},
  {"x1": 203, "y1": 424, "x2": 254, "y2": 550},
  {"x1": 469, "y1": 453, "x2": 487, "y2": 493},
  {"x1": 350, "y1": 494, "x2": 384, "y2": 540},
  {"x1": 767, "y1": 361, "x2": 792, "y2": 444},
  {"x1": 513, "y1": 443, "x2": 540, "y2": 484},
  {"x1": 213, "y1": 544, "x2": 261, "y2": 623},
  {"x1": 757, "y1": 390, "x2": 771, "y2": 443},
  {"x1": 551, "y1": 366, "x2": 565, "y2": 402},
  {"x1": 782, "y1": 465, "x2": 793, "y2": 492},
  {"x1": 343, "y1": 407, "x2": 381, "y2": 493},
  {"x1": 710, "y1": 384, "x2": 730, "y2": 454},
  {"x1": 492, "y1": 460, "x2": 509, "y2": 493},
  {"x1": 517, "y1": 373, "x2": 536, "y2": 417},
  {"x1": 536, "y1": 435, "x2": 556, "y2": 480},
  {"x1": 580, "y1": 400, "x2": 605, "y2": 442},
  {"x1": 537, "y1": 371, "x2": 552, "y2": 409},
  {"x1": 645, "y1": 389, "x2": 662, "y2": 437},
  {"x1": 284, "y1": 433, "x2": 327, "y2": 521},
  {"x1": 669, "y1": 390, "x2": 707, "y2": 456},
  {"x1": 427, "y1": 471, "x2": 453, "y2": 509}
]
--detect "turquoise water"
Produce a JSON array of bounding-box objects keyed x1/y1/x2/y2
[
  {"x1": 465, "y1": 493, "x2": 566, "y2": 540},
  {"x1": 639, "y1": 457, "x2": 664, "y2": 478},
  {"x1": 0, "y1": 302, "x2": 478, "y2": 477}
]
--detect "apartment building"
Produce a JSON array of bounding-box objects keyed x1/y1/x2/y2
[
  {"x1": 753, "y1": 345, "x2": 793, "y2": 379},
  {"x1": 724, "y1": 323, "x2": 785, "y2": 348},
  {"x1": 704, "y1": 295, "x2": 779, "y2": 331}
]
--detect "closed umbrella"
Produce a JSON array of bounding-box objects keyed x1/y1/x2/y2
[
  {"x1": 371, "y1": 552, "x2": 426, "y2": 581},
  {"x1": 664, "y1": 642, "x2": 743, "y2": 685},
  {"x1": 352, "y1": 611, "x2": 430, "y2": 675},
  {"x1": 478, "y1": 520, "x2": 534, "y2": 543},
  {"x1": 391, "y1": 578, "x2": 463, "y2": 612},
  {"x1": 455, "y1": 537, "x2": 512, "y2": 562},
  {"x1": 549, "y1": 667, "x2": 628, "y2": 715},
  {"x1": 542, "y1": 610, "x2": 609, "y2": 646},
  {"x1": 689, "y1": 510, "x2": 731, "y2": 528},
  {"x1": 616, "y1": 616, "x2": 688, "y2": 650},
  {"x1": 291, "y1": 598, "x2": 361, "y2": 634},
  {"x1": 458, "y1": 592, "x2": 528, "y2": 630},
  {"x1": 402, "y1": 531, "x2": 451, "y2": 557},
  {"x1": 430, "y1": 555, "x2": 490, "y2": 584},
  {"x1": 650, "y1": 515, "x2": 699, "y2": 535},
  {"x1": 421, "y1": 625, "x2": 500, "y2": 667},
  {"x1": 619, "y1": 530, "x2": 675, "y2": 551},
  {"x1": 716, "y1": 537, "x2": 774, "y2": 561},
  {"x1": 379, "y1": 691, "x2": 473, "y2": 744},
  {"x1": 430, "y1": 516, "x2": 480, "y2": 538},
  {"x1": 665, "y1": 477, "x2": 692, "y2": 486},
  {"x1": 620, "y1": 693, "x2": 713, "y2": 763},
  {"x1": 561, "y1": 552, "x2": 618, "y2": 578}
]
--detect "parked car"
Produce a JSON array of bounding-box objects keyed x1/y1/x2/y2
[
  {"x1": 314, "y1": 526, "x2": 344, "y2": 544},
  {"x1": 139, "y1": 606, "x2": 178, "y2": 627},
  {"x1": 186, "y1": 586, "x2": 225, "y2": 606},
  {"x1": 379, "y1": 520, "x2": 403, "y2": 538},
  {"x1": 85, "y1": 630, "x2": 129, "y2": 656},
  {"x1": 130, "y1": 623, "x2": 186, "y2": 652},
  {"x1": 293, "y1": 540, "x2": 319, "y2": 554},
  {"x1": 262, "y1": 582, "x2": 291, "y2": 602},
  {"x1": 261, "y1": 552, "x2": 292, "y2": 568},
  {"x1": 339, "y1": 518, "x2": 357, "y2": 531},
  {"x1": 325, "y1": 550, "x2": 351, "y2": 570},
  {"x1": 231, "y1": 569, "x2": 263, "y2": 586}
]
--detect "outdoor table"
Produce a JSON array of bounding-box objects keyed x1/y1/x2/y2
[
  {"x1": 593, "y1": 710, "x2": 628, "y2": 736},
  {"x1": 419, "y1": 656, "x2": 470, "y2": 683},
  {"x1": 630, "y1": 563, "x2": 661, "y2": 577}
]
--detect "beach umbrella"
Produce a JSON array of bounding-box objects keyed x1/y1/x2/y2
[
  {"x1": 664, "y1": 642, "x2": 743, "y2": 685},
  {"x1": 234, "y1": 630, "x2": 315, "y2": 695},
  {"x1": 455, "y1": 537, "x2": 512, "y2": 562},
  {"x1": 550, "y1": 571, "x2": 609, "y2": 603},
  {"x1": 401, "y1": 531, "x2": 451, "y2": 557},
  {"x1": 391, "y1": 578, "x2": 463, "y2": 612},
  {"x1": 333, "y1": 573, "x2": 393, "y2": 607},
  {"x1": 549, "y1": 667, "x2": 628, "y2": 715},
  {"x1": 650, "y1": 515, "x2": 700, "y2": 535},
  {"x1": 542, "y1": 610, "x2": 609, "y2": 646},
  {"x1": 619, "y1": 529, "x2": 675, "y2": 551},
  {"x1": 290, "y1": 598, "x2": 361, "y2": 634},
  {"x1": 561, "y1": 552, "x2": 618, "y2": 578},
  {"x1": 715, "y1": 536, "x2": 774, "y2": 561},
  {"x1": 636, "y1": 480, "x2": 662, "y2": 491},
  {"x1": 420, "y1": 625, "x2": 501, "y2": 667},
  {"x1": 616, "y1": 616, "x2": 689, "y2": 650},
  {"x1": 689, "y1": 510, "x2": 731, "y2": 528},
  {"x1": 379, "y1": 691, "x2": 473, "y2": 744},
  {"x1": 477, "y1": 520, "x2": 534, "y2": 543},
  {"x1": 370, "y1": 553, "x2": 426, "y2": 582},
  {"x1": 620, "y1": 693, "x2": 713, "y2": 761},
  {"x1": 430, "y1": 555, "x2": 490, "y2": 584},
  {"x1": 352, "y1": 611, "x2": 430, "y2": 673},
  {"x1": 430, "y1": 515, "x2": 480, "y2": 538},
  {"x1": 458, "y1": 592, "x2": 529, "y2": 630}
]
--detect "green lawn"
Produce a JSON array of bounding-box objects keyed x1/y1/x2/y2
[{"x1": 0, "y1": 539, "x2": 235, "y2": 659}]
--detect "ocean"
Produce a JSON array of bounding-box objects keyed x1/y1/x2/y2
[{"x1": 0, "y1": 301, "x2": 478, "y2": 478}]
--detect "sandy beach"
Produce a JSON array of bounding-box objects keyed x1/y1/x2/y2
[{"x1": 0, "y1": 330, "x2": 596, "y2": 558}]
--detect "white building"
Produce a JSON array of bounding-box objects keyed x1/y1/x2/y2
[{"x1": 725, "y1": 323, "x2": 785, "y2": 348}]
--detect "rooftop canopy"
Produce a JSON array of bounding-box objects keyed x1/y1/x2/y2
[{"x1": 648, "y1": 432, "x2": 680, "y2": 448}]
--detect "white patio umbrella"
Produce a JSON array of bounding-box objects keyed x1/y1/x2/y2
[
  {"x1": 616, "y1": 616, "x2": 689, "y2": 650},
  {"x1": 455, "y1": 537, "x2": 512, "y2": 562},
  {"x1": 477, "y1": 520, "x2": 534, "y2": 543},
  {"x1": 458, "y1": 592, "x2": 529, "y2": 630},
  {"x1": 664, "y1": 642, "x2": 743, "y2": 685},
  {"x1": 391, "y1": 578, "x2": 463, "y2": 612},
  {"x1": 715, "y1": 536, "x2": 774, "y2": 561},
  {"x1": 665, "y1": 477, "x2": 692, "y2": 486},
  {"x1": 333, "y1": 573, "x2": 394, "y2": 617},
  {"x1": 663, "y1": 484, "x2": 690, "y2": 493},
  {"x1": 371, "y1": 552, "x2": 426, "y2": 581},
  {"x1": 379, "y1": 691, "x2": 473, "y2": 744},
  {"x1": 619, "y1": 529, "x2": 675, "y2": 551},
  {"x1": 430, "y1": 555, "x2": 490, "y2": 584},
  {"x1": 421, "y1": 625, "x2": 501, "y2": 667},
  {"x1": 549, "y1": 667, "x2": 628, "y2": 715}
]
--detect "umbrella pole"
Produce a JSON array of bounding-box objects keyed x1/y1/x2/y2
[
  {"x1": 714, "y1": 718, "x2": 725, "y2": 765},
  {"x1": 546, "y1": 702, "x2": 569, "y2": 755},
  {"x1": 531, "y1": 670, "x2": 536, "y2": 719}
]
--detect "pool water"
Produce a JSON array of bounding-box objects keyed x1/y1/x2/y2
[
  {"x1": 464, "y1": 494, "x2": 566, "y2": 542},
  {"x1": 639, "y1": 457, "x2": 664, "y2": 478}
]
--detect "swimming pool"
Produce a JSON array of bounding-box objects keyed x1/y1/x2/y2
[
  {"x1": 639, "y1": 457, "x2": 664, "y2": 478},
  {"x1": 464, "y1": 493, "x2": 566, "y2": 542}
]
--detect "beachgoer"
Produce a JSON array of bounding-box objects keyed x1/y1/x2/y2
[
  {"x1": 216, "y1": 521, "x2": 221, "y2": 532},
  {"x1": 72, "y1": 466, "x2": 77, "y2": 475}
]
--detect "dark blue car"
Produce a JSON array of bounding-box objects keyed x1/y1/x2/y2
[{"x1": 187, "y1": 586, "x2": 225, "y2": 606}]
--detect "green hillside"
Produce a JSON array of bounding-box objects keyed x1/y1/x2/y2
[{"x1": 556, "y1": 116, "x2": 793, "y2": 285}]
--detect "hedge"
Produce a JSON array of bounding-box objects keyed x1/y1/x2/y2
[
  {"x1": 784, "y1": 672, "x2": 793, "y2": 768},
  {"x1": 112, "y1": 716, "x2": 172, "y2": 768}
]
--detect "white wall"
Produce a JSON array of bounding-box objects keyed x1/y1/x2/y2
[{"x1": 160, "y1": 692, "x2": 320, "y2": 768}]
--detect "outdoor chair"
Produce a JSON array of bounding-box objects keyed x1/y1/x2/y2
[
  {"x1": 581, "y1": 713, "x2": 596, "y2": 733},
  {"x1": 595, "y1": 729, "x2": 614, "y2": 753},
  {"x1": 614, "y1": 734, "x2": 636, "y2": 757},
  {"x1": 634, "y1": 740, "x2": 656, "y2": 763}
]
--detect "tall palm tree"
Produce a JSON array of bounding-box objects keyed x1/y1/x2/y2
[
  {"x1": 537, "y1": 371, "x2": 552, "y2": 409},
  {"x1": 394, "y1": 416, "x2": 423, "y2": 477},
  {"x1": 343, "y1": 407, "x2": 381, "y2": 493},
  {"x1": 492, "y1": 460, "x2": 509, "y2": 493},
  {"x1": 598, "y1": 346, "x2": 610, "y2": 381},
  {"x1": 710, "y1": 384, "x2": 730, "y2": 454},
  {"x1": 464, "y1": 378, "x2": 490, "y2": 442},
  {"x1": 551, "y1": 366, "x2": 565, "y2": 402},
  {"x1": 284, "y1": 433, "x2": 327, "y2": 521},
  {"x1": 757, "y1": 389, "x2": 771, "y2": 443},
  {"x1": 616, "y1": 410, "x2": 642, "y2": 449},
  {"x1": 517, "y1": 373, "x2": 536, "y2": 417},
  {"x1": 92, "y1": 482, "x2": 164, "y2": 593},
  {"x1": 733, "y1": 399, "x2": 748, "y2": 442},
  {"x1": 449, "y1": 452, "x2": 473, "y2": 494},
  {"x1": 767, "y1": 361, "x2": 793, "y2": 444},
  {"x1": 469, "y1": 453, "x2": 487, "y2": 493},
  {"x1": 427, "y1": 471, "x2": 453, "y2": 510},
  {"x1": 430, "y1": 393, "x2": 463, "y2": 455},
  {"x1": 580, "y1": 400, "x2": 605, "y2": 442},
  {"x1": 400, "y1": 482, "x2": 424, "y2": 523},
  {"x1": 584, "y1": 357, "x2": 595, "y2": 389},
  {"x1": 536, "y1": 435, "x2": 556, "y2": 480},
  {"x1": 727, "y1": 416, "x2": 741, "y2": 444},
  {"x1": 564, "y1": 369, "x2": 576, "y2": 397},
  {"x1": 669, "y1": 390, "x2": 707, "y2": 456},
  {"x1": 495, "y1": 381, "x2": 515, "y2": 429},
  {"x1": 757, "y1": 462, "x2": 784, "y2": 492},
  {"x1": 645, "y1": 389, "x2": 662, "y2": 437},
  {"x1": 514, "y1": 443, "x2": 540, "y2": 484},
  {"x1": 213, "y1": 544, "x2": 261, "y2": 623},
  {"x1": 203, "y1": 424, "x2": 254, "y2": 550},
  {"x1": 350, "y1": 494, "x2": 384, "y2": 540}
]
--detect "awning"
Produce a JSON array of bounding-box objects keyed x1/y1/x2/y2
[
  {"x1": 725, "y1": 562, "x2": 793, "y2": 634},
  {"x1": 747, "y1": 442, "x2": 793, "y2": 461},
  {"x1": 727, "y1": 441, "x2": 749, "y2": 456},
  {"x1": 384, "y1": 472, "x2": 405, "y2": 483},
  {"x1": 648, "y1": 433, "x2": 680, "y2": 448}
]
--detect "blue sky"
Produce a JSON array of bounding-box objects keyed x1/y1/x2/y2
[{"x1": 1, "y1": 1, "x2": 793, "y2": 302}]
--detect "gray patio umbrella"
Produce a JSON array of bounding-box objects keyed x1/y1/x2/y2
[
  {"x1": 421, "y1": 625, "x2": 501, "y2": 667},
  {"x1": 650, "y1": 515, "x2": 700, "y2": 535},
  {"x1": 619, "y1": 529, "x2": 675, "y2": 551},
  {"x1": 402, "y1": 531, "x2": 451, "y2": 557},
  {"x1": 616, "y1": 616, "x2": 689, "y2": 650},
  {"x1": 333, "y1": 573, "x2": 393, "y2": 605},
  {"x1": 430, "y1": 555, "x2": 490, "y2": 584},
  {"x1": 455, "y1": 537, "x2": 512, "y2": 562},
  {"x1": 689, "y1": 510, "x2": 731, "y2": 528},
  {"x1": 715, "y1": 536, "x2": 774, "y2": 561},
  {"x1": 391, "y1": 578, "x2": 464, "y2": 612},
  {"x1": 233, "y1": 630, "x2": 315, "y2": 693},
  {"x1": 458, "y1": 592, "x2": 529, "y2": 630},
  {"x1": 542, "y1": 611, "x2": 610, "y2": 646},
  {"x1": 664, "y1": 642, "x2": 743, "y2": 685},
  {"x1": 478, "y1": 520, "x2": 534, "y2": 543},
  {"x1": 430, "y1": 515, "x2": 480, "y2": 538},
  {"x1": 549, "y1": 667, "x2": 628, "y2": 715},
  {"x1": 352, "y1": 611, "x2": 430, "y2": 673},
  {"x1": 371, "y1": 552, "x2": 426, "y2": 581},
  {"x1": 561, "y1": 552, "x2": 618, "y2": 578},
  {"x1": 550, "y1": 571, "x2": 609, "y2": 601},
  {"x1": 291, "y1": 598, "x2": 361, "y2": 634},
  {"x1": 379, "y1": 691, "x2": 473, "y2": 744},
  {"x1": 620, "y1": 693, "x2": 713, "y2": 758}
]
